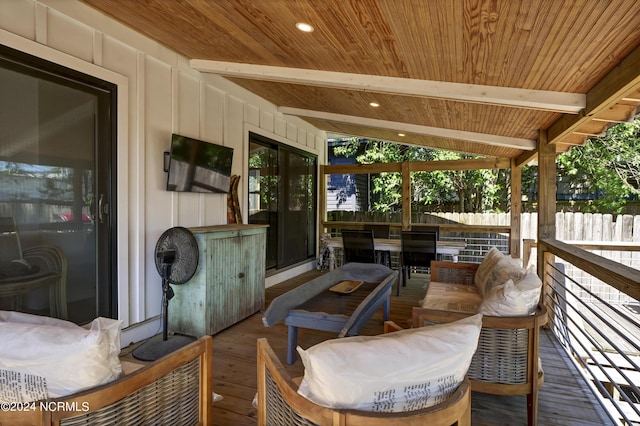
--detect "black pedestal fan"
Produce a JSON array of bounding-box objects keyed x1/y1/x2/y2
[{"x1": 133, "y1": 226, "x2": 199, "y2": 361}]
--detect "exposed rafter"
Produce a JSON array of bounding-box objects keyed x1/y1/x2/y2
[
  {"x1": 279, "y1": 107, "x2": 537, "y2": 151},
  {"x1": 548, "y1": 43, "x2": 640, "y2": 144},
  {"x1": 191, "y1": 60, "x2": 586, "y2": 114}
]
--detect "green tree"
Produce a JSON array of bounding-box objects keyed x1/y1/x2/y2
[
  {"x1": 331, "y1": 117, "x2": 640, "y2": 214},
  {"x1": 556, "y1": 119, "x2": 640, "y2": 213},
  {"x1": 331, "y1": 138, "x2": 508, "y2": 213}
]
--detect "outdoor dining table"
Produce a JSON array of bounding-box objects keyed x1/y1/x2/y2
[{"x1": 323, "y1": 236, "x2": 466, "y2": 271}]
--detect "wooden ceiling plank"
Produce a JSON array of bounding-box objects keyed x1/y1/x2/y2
[
  {"x1": 279, "y1": 107, "x2": 537, "y2": 151},
  {"x1": 548, "y1": 43, "x2": 640, "y2": 143},
  {"x1": 191, "y1": 60, "x2": 586, "y2": 113}
]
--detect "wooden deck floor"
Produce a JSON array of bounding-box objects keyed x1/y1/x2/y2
[{"x1": 209, "y1": 269, "x2": 613, "y2": 425}]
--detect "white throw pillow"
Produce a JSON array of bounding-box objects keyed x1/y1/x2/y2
[
  {"x1": 0, "y1": 311, "x2": 122, "y2": 403},
  {"x1": 474, "y1": 247, "x2": 504, "y2": 295},
  {"x1": 479, "y1": 273, "x2": 542, "y2": 316},
  {"x1": 484, "y1": 255, "x2": 526, "y2": 294},
  {"x1": 297, "y1": 314, "x2": 482, "y2": 413}
]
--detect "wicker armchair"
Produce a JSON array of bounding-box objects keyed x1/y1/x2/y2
[
  {"x1": 2, "y1": 335, "x2": 213, "y2": 426},
  {"x1": 256, "y1": 337, "x2": 471, "y2": 426},
  {"x1": 418, "y1": 261, "x2": 549, "y2": 426},
  {"x1": 0, "y1": 244, "x2": 67, "y2": 319}
]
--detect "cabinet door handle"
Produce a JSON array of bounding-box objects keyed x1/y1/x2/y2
[{"x1": 238, "y1": 272, "x2": 245, "y2": 278}]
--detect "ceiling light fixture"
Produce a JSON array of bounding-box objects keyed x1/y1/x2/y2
[
  {"x1": 398, "y1": 133, "x2": 406, "y2": 137},
  {"x1": 369, "y1": 102, "x2": 380, "y2": 107},
  {"x1": 296, "y1": 22, "x2": 314, "y2": 32}
]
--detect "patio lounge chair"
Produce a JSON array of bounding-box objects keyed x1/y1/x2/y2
[{"x1": 256, "y1": 337, "x2": 472, "y2": 425}]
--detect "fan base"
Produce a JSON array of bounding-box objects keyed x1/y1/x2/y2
[{"x1": 132, "y1": 333, "x2": 196, "y2": 362}]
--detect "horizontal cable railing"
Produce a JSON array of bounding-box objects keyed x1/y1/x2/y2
[{"x1": 533, "y1": 239, "x2": 640, "y2": 425}]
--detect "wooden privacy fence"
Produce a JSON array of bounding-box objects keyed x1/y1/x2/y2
[
  {"x1": 328, "y1": 211, "x2": 640, "y2": 243},
  {"x1": 420, "y1": 211, "x2": 639, "y2": 243}
]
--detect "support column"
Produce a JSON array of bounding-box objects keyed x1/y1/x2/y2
[
  {"x1": 510, "y1": 159, "x2": 522, "y2": 258},
  {"x1": 537, "y1": 130, "x2": 557, "y2": 306},
  {"x1": 319, "y1": 165, "x2": 327, "y2": 238},
  {"x1": 402, "y1": 162, "x2": 411, "y2": 230}
]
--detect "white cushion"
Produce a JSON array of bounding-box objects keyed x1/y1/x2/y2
[
  {"x1": 484, "y1": 255, "x2": 526, "y2": 294},
  {"x1": 297, "y1": 314, "x2": 482, "y2": 413},
  {"x1": 479, "y1": 273, "x2": 542, "y2": 316},
  {"x1": 0, "y1": 311, "x2": 122, "y2": 403},
  {"x1": 474, "y1": 247, "x2": 504, "y2": 295}
]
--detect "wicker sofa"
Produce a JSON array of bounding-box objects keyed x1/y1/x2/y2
[
  {"x1": 256, "y1": 337, "x2": 472, "y2": 426},
  {"x1": 2, "y1": 335, "x2": 213, "y2": 426},
  {"x1": 416, "y1": 258, "x2": 548, "y2": 426}
]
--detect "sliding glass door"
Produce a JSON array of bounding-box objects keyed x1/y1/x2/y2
[
  {"x1": 248, "y1": 133, "x2": 317, "y2": 270},
  {"x1": 0, "y1": 46, "x2": 116, "y2": 324}
]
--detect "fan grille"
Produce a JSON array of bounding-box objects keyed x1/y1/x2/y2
[{"x1": 155, "y1": 227, "x2": 199, "y2": 284}]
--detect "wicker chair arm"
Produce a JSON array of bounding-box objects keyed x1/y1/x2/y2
[{"x1": 257, "y1": 338, "x2": 472, "y2": 426}]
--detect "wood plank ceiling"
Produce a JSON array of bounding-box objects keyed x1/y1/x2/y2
[{"x1": 80, "y1": 0, "x2": 640, "y2": 162}]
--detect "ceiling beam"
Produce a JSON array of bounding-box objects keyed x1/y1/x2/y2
[
  {"x1": 548, "y1": 43, "x2": 640, "y2": 144},
  {"x1": 191, "y1": 60, "x2": 585, "y2": 113},
  {"x1": 279, "y1": 107, "x2": 537, "y2": 151}
]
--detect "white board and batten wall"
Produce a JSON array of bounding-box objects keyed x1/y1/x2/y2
[{"x1": 0, "y1": 0, "x2": 326, "y2": 346}]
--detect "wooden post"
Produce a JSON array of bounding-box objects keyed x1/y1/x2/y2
[
  {"x1": 537, "y1": 130, "x2": 556, "y2": 306},
  {"x1": 402, "y1": 161, "x2": 411, "y2": 230},
  {"x1": 319, "y1": 165, "x2": 327, "y2": 239},
  {"x1": 510, "y1": 159, "x2": 522, "y2": 257}
]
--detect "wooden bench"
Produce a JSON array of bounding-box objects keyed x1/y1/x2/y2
[
  {"x1": 2, "y1": 336, "x2": 213, "y2": 426},
  {"x1": 416, "y1": 261, "x2": 548, "y2": 426},
  {"x1": 262, "y1": 263, "x2": 398, "y2": 364}
]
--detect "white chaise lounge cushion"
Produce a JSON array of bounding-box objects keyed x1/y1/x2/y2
[
  {"x1": 296, "y1": 314, "x2": 482, "y2": 413},
  {"x1": 0, "y1": 310, "x2": 122, "y2": 402}
]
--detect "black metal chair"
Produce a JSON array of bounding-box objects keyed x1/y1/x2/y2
[
  {"x1": 399, "y1": 231, "x2": 438, "y2": 295},
  {"x1": 364, "y1": 224, "x2": 391, "y2": 268},
  {"x1": 341, "y1": 229, "x2": 376, "y2": 264}
]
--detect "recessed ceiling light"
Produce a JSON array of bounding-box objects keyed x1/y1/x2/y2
[
  {"x1": 369, "y1": 102, "x2": 380, "y2": 107},
  {"x1": 398, "y1": 133, "x2": 406, "y2": 137},
  {"x1": 296, "y1": 22, "x2": 314, "y2": 32}
]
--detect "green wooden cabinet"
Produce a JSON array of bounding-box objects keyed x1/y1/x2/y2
[{"x1": 169, "y1": 224, "x2": 267, "y2": 337}]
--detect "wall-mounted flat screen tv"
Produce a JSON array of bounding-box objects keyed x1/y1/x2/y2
[{"x1": 166, "y1": 133, "x2": 233, "y2": 193}]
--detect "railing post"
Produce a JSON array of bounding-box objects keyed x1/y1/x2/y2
[
  {"x1": 522, "y1": 239, "x2": 535, "y2": 269},
  {"x1": 402, "y1": 161, "x2": 411, "y2": 230}
]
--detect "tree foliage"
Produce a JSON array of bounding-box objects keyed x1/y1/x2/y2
[
  {"x1": 330, "y1": 117, "x2": 640, "y2": 214},
  {"x1": 332, "y1": 138, "x2": 509, "y2": 213},
  {"x1": 555, "y1": 119, "x2": 640, "y2": 213}
]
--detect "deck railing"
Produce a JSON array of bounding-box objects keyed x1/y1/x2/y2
[{"x1": 526, "y1": 239, "x2": 640, "y2": 425}]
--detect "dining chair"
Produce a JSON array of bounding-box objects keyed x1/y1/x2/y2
[
  {"x1": 411, "y1": 225, "x2": 441, "y2": 260},
  {"x1": 363, "y1": 224, "x2": 391, "y2": 267},
  {"x1": 399, "y1": 231, "x2": 438, "y2": 295},
  {"x1": 411, "y1": 224, "x2": 440, "y2": 241},
  {"x1": 341, "y1": 229, "x2": 376, "y2": 264}
]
